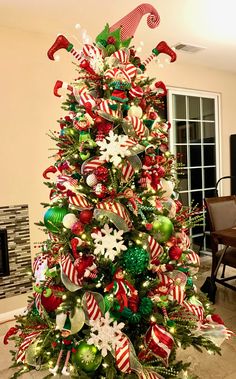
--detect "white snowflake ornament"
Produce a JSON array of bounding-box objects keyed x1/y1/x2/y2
[
  {"x1": 87, "y1": 312, "x2": 124, "y2": 357},
  {"x1": 97, "y1": 131, "x2": 131, "y2": 166},
  {"x1": 91, "y1": 224, "x2": 127, "y2": 261}
]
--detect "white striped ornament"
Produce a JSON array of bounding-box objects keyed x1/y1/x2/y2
[
  {"x1": 148, "y1": 236, "x2": 164, "y2": 263},
  {"x1": 16, "y1": 331, "x2": 42, "y2": 363},
  {"x1": 115, "y1": 335, "x2": 131, "y2": 373},
  {"x1": 85, "y1": 291, "x2": 102, "y2": 320},
  {"x1": 125, "y1": 116, "x2": 146, "y2": 139}
]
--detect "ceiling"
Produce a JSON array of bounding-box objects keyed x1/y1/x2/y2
[{"x1": 1, "y1": 0, "x2": 236, "y2": 73}]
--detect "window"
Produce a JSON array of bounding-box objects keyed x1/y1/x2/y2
[{"x1": 167, "y1": 89, "x2": 221, "y2": 251}]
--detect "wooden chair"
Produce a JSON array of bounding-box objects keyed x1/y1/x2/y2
[{"x1": 204, "y1": 195, "x2": 236, "y2": 294}]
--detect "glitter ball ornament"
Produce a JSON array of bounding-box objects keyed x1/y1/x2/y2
[
  {"x1": 121, "y1": 246, "x2": 149, "y2": 275},
  {"x1": 86, "y1": 173, "x2": 98, "y2": 187},
  {"x1": 94, "y1": 166, "x2": 109, "y2": 182},
  {"x1": 72, "y1": 341, "x2": 102, "y2": 372},
  {"x1": 44, "y1": 207, "x2": 68, "y2": 233},
  {"x1": 169, "y1": 245, "x2": 182, "y2": 260},
  {"x1": 152, "y1": 216, "x2": 174, "y2": 243},
  {"x1": 71, "y1": 221, "x2": 84, "y2": 235},
  {"x1": 79, "y1": 210, "x2": 93, "y2": 224}
]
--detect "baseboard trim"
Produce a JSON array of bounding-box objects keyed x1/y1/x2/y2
[{"x1": 0, "y1": 307, "x2": 26, "y2": 323}]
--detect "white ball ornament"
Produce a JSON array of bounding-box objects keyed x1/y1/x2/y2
[
  {"x1": 128, "y1": 105, "x2": 143, "y2": 118},
  {"x1": 86, "y1": 173, "x2": 98, "y2": 187},
  {"x1": 62, "y1": 213, "x2": 78, "y2": 229}
]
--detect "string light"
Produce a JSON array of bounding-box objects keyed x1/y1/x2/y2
[{"x1": 102, "y1": 363, "x2": 109, "y2": 368}]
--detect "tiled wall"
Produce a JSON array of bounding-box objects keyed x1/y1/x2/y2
[{"x1": 0, "y1": 205, "x2": 32, "y2": 299}]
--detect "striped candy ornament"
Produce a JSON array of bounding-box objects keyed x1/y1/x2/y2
[
  {"x1": 115, "y1": 335, "x2": 131, "y2": 373},
  {"x1": 16, "y1": 331, "x2": 42, "y2": 363},
  {"x1": 85, "y1": 291, "x2": 102, "y2": 321},
  {"x1": 125, "y1": 116, "x2": 147, "y2": 139},
  {"x1": 144, "y1": 324, "x2": 174, "y2": 365},
  {"x1": 94, "y1": 200, "x2": 132, "y2": 231},
  {"x1": 125, "y1": 63, "x2": 137, "y2": 79},
  {"x1": 148, "y1": 236, "x2": 164, "y2": 263},
  {"x1": 34, "y1": 292, "x2": 44, "y2": 317},
  {"x1": 111, "y1": 49, "x2": 129, "y2": 64},
  {"x1": 81, "y1": 156, "x2": 106, "y2": 175},
  {"x1": 182, "y1": 300, "x2": 204, "y2": 321}
]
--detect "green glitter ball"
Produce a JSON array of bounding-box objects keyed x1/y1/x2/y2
[
  {"x1": 152, "y1": 215, "x2": 174, "y2": 243},
  {"x1": 138, "y1": 297, "x2": 153, "y2": 316},
  {"x1": 72, "y1": 341, "x2": 102, "y2": 373},
  {"x1": 121, "y1": 307, "x2": 141, "y2": 324},
  {"x1": 44, "y1": 206, "x2": 68, "y2": 233},
  {"x1": 121, "y1": 246, "x2": 149, "y2": 275}
]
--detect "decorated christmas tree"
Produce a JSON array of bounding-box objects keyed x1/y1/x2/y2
[{"x1": 5, "y1": 4, "x2": 232, "y2": 379}]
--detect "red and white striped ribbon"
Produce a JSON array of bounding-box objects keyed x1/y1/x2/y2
[
  {"x1": 79, "y1": 87, "x2": 96, "y2": 108},
  {"x1": 148, "y1": 236, "x2": 163, "y2": 263},
  {"x1": 169, "y1": 285, "x2": 185, "y2": 304},
  {"x1": 125, "y1": 116, "x2": 146, "y2": 139},
  {"x1": 185, "y1": 250, "x2": 200, "y2": 266},
  {"x1": 129, "y1": 85, "x2": 143, "y2": 99},
  {"x1": 57, "y1": 174, "x2": 78, "y2": 187},
  {"x1": 121, "y1": 160, "x2": 135, "y2": 182},
  {"x1": 99, "y1": 99, "x2": 120, "y2": 118},
  {"x1": 183, "y1": 300, "x2": 204, "y2": 321},
  {"x1": 145, "y1": 324, "x2": 174, "y2": 365},
  {"x1": 115, "y1": 334, "x2": 131, "y2": 373},
  {"x1": 85, "y1": 291, "x2": 102, "y2": 320},
  {"x1": 16, "y1": 331, "x2": 42, "y2": 363},
  {"x1": 61, "y1": 255, "x2": 82, "y2": 286},
  {"x1": 139, "y1": 370, "x2": 164, "y2": 379},
  {"x1": 34, "y1": 292, "x2": 44, "y2": 317},
  {"x1": 83, "y1": 44, "x2": 101, "y2": 58},
  {"x1": 81, "y1": 157, "x2": 106, "y2": 175},
  {"x1": 68, "y1": 192, "x2": 93, "y2": 209},
  {"x1": 95, "y1": 201, "x2": 132, "y2": 230}
]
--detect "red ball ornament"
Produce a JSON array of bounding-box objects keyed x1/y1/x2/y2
[
  {"x1": 145, "y1": 223, "x2": 153, "y2": 231},
  {"x1": 169, "y1": 246, "x2": 182, "y2": 260},
  {"x1": 107, "y1": 36, "x2": 116, "y2": 45},
  {"x1": 94, "y1": 166, "x2": 109, "y2": 182},
  {"x1": 71, "y1": 221, "x2": 85, "y2": 235},
  {"x1": 41, "y1": 285, "x2": 64, "y2": 312},
  {"x1": 79, "y1": 210, "x2": 93, "y2": 224},
  {"x1": 94, "y1": 116, "x2": 103, "y2": 125}
]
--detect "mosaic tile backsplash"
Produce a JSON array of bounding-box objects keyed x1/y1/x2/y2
[{"x1": 0, "y1": 204, "x2": 32, "y2": 299}]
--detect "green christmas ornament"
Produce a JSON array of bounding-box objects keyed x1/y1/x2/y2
[
  {"x1": 121, "y1": 246, "x2": 149, "y2": 275},
  {"x1": 152, "y1": 215, "x2": 174, "y2": 243},
  {"x1": 44, "y1": 206, "x2": 68, "y2": 233},
  {"x1": 72, "y1": 341, "x2": 102, "y2": 373},
  {"x1": 138, "y1": 297, "x2": 153, "y2": 316}
]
